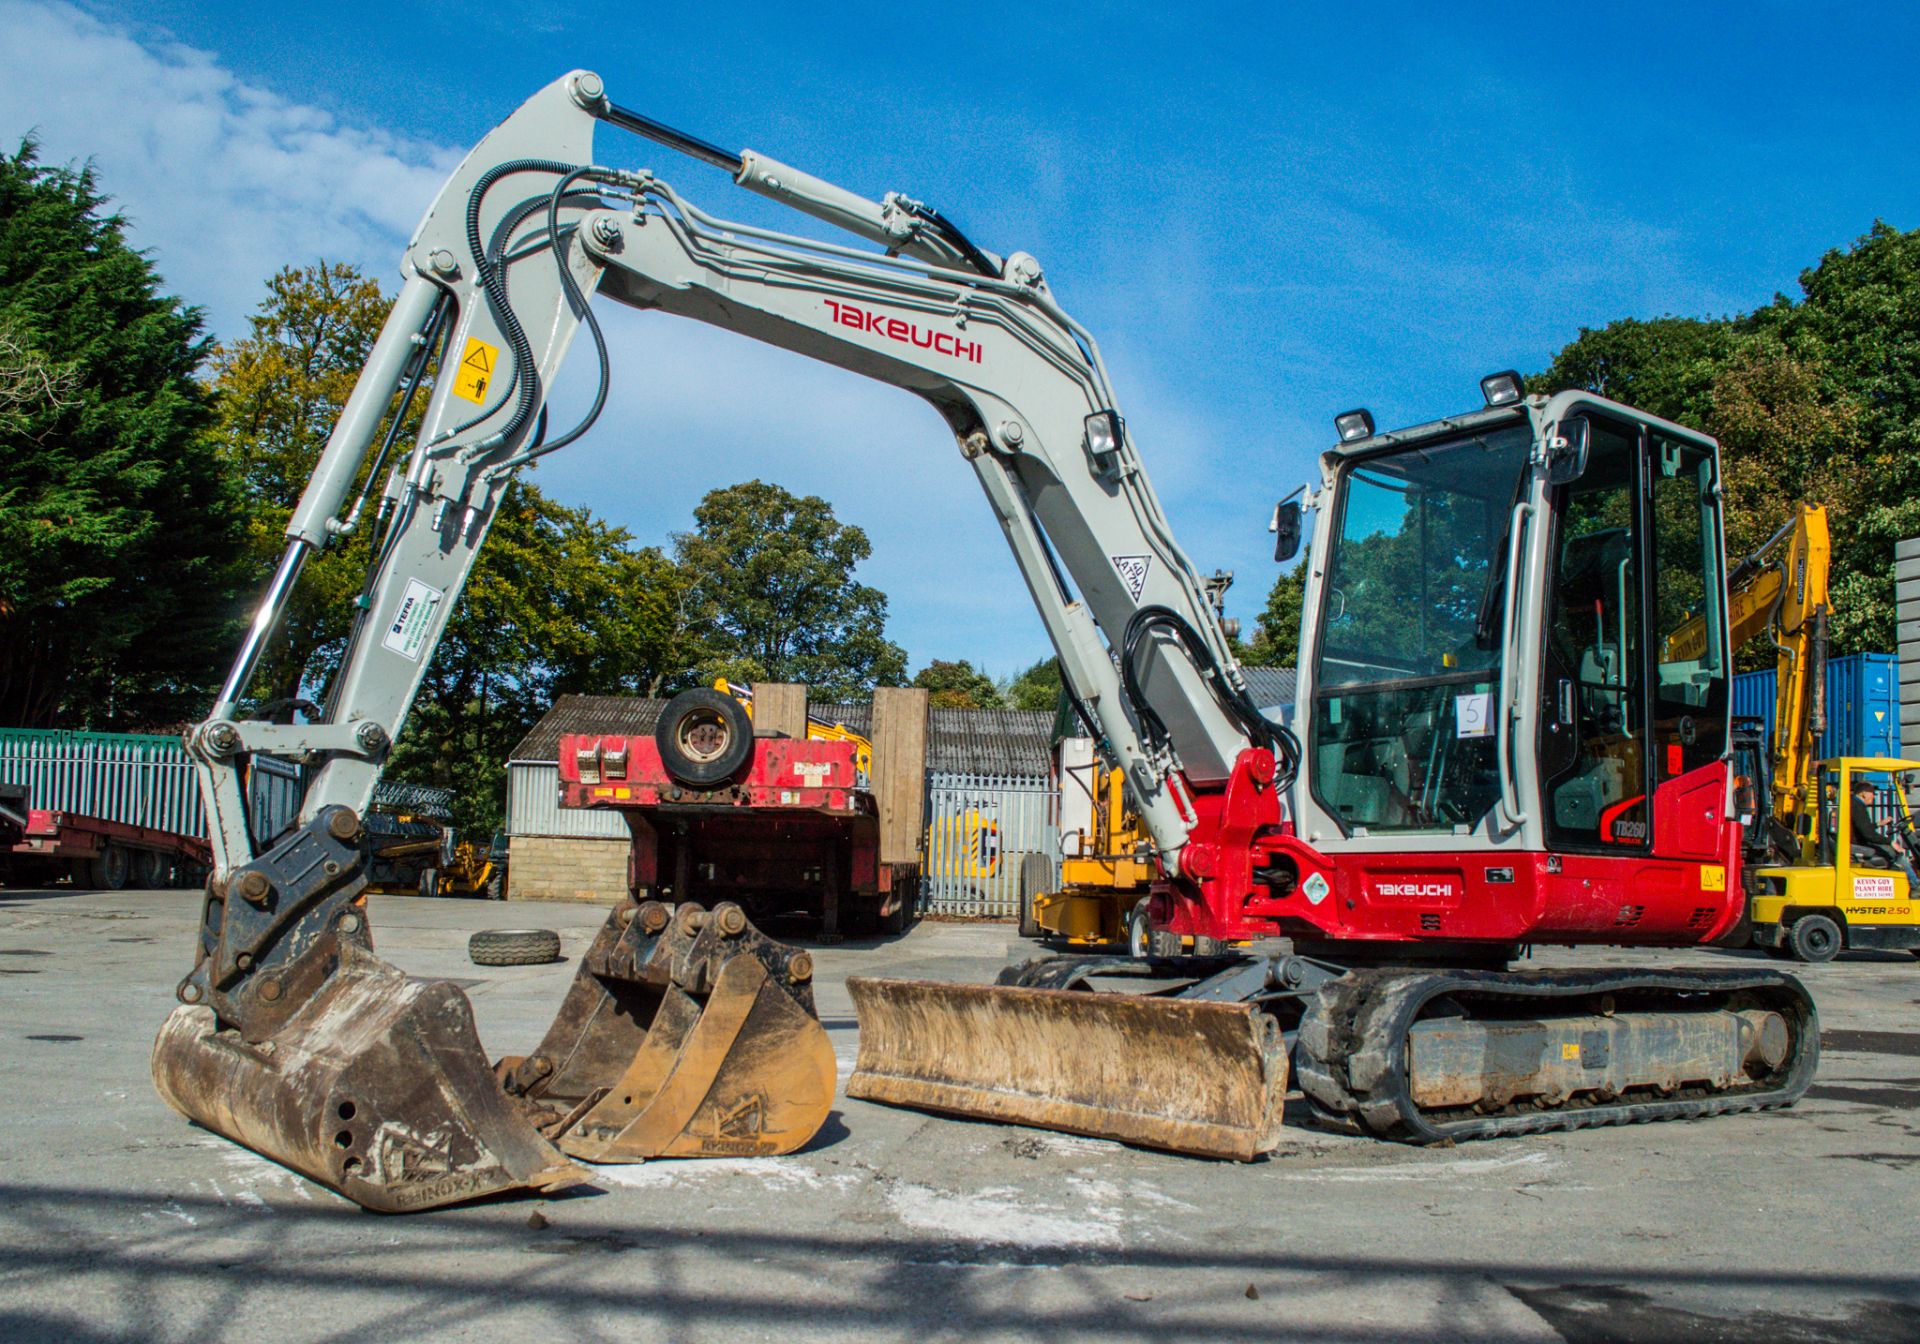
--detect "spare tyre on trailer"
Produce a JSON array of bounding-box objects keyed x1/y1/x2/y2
[{"x1": 655, "y1": 688, "x2": 755, "y2": 787}]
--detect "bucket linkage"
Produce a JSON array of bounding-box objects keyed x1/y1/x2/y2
[{"x1": 153, "y1": 807, "x2": 835, "y2": 1213}]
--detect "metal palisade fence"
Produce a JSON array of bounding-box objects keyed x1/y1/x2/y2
[
  {"x1": 922, "y1": 771, "x2": 1057, "y2": 917},
  {"x1": 0, "y1": 730, "x2": 301, "y2": 841}
]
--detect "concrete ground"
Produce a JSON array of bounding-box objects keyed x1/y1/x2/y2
[{"x1": 0, "y1": 888, "x2": 1917, "y2": 1343}]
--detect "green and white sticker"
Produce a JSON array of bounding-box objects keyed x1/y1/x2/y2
[{"x1": 382, "y1": 578, "x2": 442, "y2": 662}]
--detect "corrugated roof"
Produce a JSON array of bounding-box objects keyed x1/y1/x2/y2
[
  {"x1": 511, "y1": 694, "x2": 1052, "y2": 777},
  {"x1": 1242, "y1": 666, "x2": 1297, "y2": 709},
  {"x1": 929, "y1": 708, "x2": 1054, "y2": 776}
]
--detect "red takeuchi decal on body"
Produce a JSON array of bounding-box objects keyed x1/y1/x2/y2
[{"x1": 824, "y1": 299, "x2": 983, "y2": 363}]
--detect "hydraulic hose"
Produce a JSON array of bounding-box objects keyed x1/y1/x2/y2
[
  {"x1": 537, "y1": 166, "x2": 614, "y2": 454},
  {"x1": 451, "y1": 158, "x2": 584, "y2": 448},
  {"x1": 1121, "y1": 605, "x2": 1301, "y2": 787}
]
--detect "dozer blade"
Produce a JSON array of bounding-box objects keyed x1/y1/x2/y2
[
  {"x1": 497, "y1": 899, "x2": 836, "y2": 1161},
  {"x1": 845, "y1": 976, "x2": 1289, "y2": 1160},
  {"x1": 153, "y1": 941, "x2": 587, "y2": 1214}
]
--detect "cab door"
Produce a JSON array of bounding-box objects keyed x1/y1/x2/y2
[{"x1": 1535, "y1": 413, "x2": 1731, "y2": 865}]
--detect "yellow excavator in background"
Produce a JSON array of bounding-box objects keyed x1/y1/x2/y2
[
  {"x1": 1697, "y1": 504, "x2": 1920, "y2": 960},
  {"x1": 1672, "y1": 502, "x2": 1832, "y2": 855}
]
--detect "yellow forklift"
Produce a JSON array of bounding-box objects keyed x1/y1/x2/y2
[
  {"x1": 1745, "y1": 756, "x2": 1920, "y2": 961},
  {"x1": 1019, "y1": 743, "x2": 1157, "y2": 950}
]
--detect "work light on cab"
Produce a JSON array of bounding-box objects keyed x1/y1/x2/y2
[
  {"x1": 1479, "y1": 369, "x2": 1524, "y2": 407},
  {"x1": 1334, "y1": 408, "x2": 1374, "y2": 442}
]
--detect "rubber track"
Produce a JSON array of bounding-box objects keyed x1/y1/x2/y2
[{"x1": 1295, "y1": 966, "x2": 1820, "y2": 1144}]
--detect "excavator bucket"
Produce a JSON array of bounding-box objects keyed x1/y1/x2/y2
[
  {"x1": 845, "y1": 976, "x2": 1289, "y2": 1160},
  {"x1": 497, "y1": 899, "x2": 837, "y2": 1162},
  {"x1": 154, "y1": 942, "x2": 586, "y2": 1213},
  {"x1": 153, "y1": 889, "x2": 833, "y2": 1213}
]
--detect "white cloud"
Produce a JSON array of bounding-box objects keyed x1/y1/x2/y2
[
  {"x1": 0, "y1": 0, "x2": 457, "y2": 340},
  {"x1": 0, "y1": 2, "x2": 1236, "y2": 669}
]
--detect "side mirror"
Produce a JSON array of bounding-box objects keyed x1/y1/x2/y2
[
  {"x1": 1548, "y1": 416, "x2": 1590, "y2": 485},
  {"x1": 1271, "y1": 500, "x2": 1302, "y2": 562}
]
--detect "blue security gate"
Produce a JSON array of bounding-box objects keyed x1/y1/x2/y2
[{"x1": 922, "y1": 772, "x2": 1057, "y2": 917}]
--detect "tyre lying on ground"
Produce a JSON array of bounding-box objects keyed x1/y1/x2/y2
[{"x1": 468, "y1": 928, "x2": 563, "y2": 966}]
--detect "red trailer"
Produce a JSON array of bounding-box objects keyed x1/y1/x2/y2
[
  {"x1": 559, "y1": 685, "x2": 928, "y2": 937},
  {"x1": 3, "y1": 805, "x2": 210, "y2": 889}
]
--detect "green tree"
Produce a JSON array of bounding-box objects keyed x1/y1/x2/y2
[
  {"x1": 0, "y1": 141, "x2": 244, "y2": 728},
  {"x1": 674, "y1": 480, "x2": 908, "y2": 698},
  {"x1": 1242, "y1": 562, "x2": 1306, "y2": 667},
  {"x1": 384, "y1": 486, "x2": 691, "y2": 833},
  {"x1": 1003, "y1": 656, "x2": 1062, "y2": 711},
  {"x1": 1536, "y1": 221, "x2": 1920, "y2": 656},
  {"x1": 206, "y1": 262, "x2": 396, "y2": 710},
  {"x1": 912, "y1": 658, "x2": 1003, "y2": 709}
]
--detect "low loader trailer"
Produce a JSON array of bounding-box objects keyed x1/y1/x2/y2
[{"x1": 561, "y1": 685, "x2": 924, "y2": 937}]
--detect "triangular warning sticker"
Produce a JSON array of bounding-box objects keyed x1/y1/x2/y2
[
  {"x1": 462, "y1": 343, "x2": 493, "y2": 372},
  {"x1": 1111, "y1": 554, "x2": 1151, "y2": 601}
]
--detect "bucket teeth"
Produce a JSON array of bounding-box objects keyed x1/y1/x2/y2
[
  {"x1": 155, "y1": 899, "x2": 835, "y2": 1212},
  {"x1": 505, "y1": 901, "x2": 836, "y2": 1161},
  {"x1": 845, "y1": 976, "x2": 1289, "y2": 1160}
]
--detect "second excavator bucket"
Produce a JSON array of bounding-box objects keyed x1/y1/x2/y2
[
  {"x1": 155, "y1": 822, "x2": 834, "y2": 1213},
  {"x1": 499, "y1": 899, "x2": 837, "y2": 1161},
  {"x1": 845, "y1": 976, "x2": 1289, "y2": 1160}
]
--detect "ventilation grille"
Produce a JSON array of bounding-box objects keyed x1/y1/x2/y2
[
  {"x1": 1418, "y1": 912, "x2": 1443, "y2": 932},
  {"x1": 1687, "y1": 906, "x2": 1718, "y2": 929},
  {"x1": 1614, "y1": 905, "x2": 1645, "y2": 927}
]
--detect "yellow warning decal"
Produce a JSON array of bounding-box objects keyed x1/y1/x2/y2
[
  {"x1": 1700, "y1": 864, "x2": 1726, "y2": 892},
  {"x1": 451, "y1": 335, "x2": 499, "y2": 405},
  {"x1": 1561, "y1": 1043, "x2": 1581, "y2": 1061}
]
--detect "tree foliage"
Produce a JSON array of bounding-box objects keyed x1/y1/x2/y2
[
  {"x1": 1242, "y1": 562, "x2": 1307, "y2": 668},
  {"x1": 0, "y1": 141, "x2": 244, "y2": 728},
  {"x1": 674, "y1": 480, "x2": 907, "y2": 699},
  {"x1": 1536, "y1": 221, "x2": 1920, "y2": 655},
  {"x1": 911, "y1": 658, "x2": 1003, "y2": 710},
  {"x1": 206, "y1": 263, "x2": 395, "y2": 709},
  {"x1": 1004, "y1": 656, "x2": 1062, "y2": 711}
]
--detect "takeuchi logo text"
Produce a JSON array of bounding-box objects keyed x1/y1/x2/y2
[
  {"x1": 824, "y1": 300, "x2": 983, "y2": 363},
  {"x1": 1375, "y1": 882, "x2": 1455, "y2": 899}
]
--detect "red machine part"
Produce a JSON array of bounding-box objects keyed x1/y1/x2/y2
[
  {"x1": 1153, "y1": 750, "x2": 1744, "y2": 948},
  {"x1": 560, "y1": 735, "x2": 864, "y2": 814},
  {"x1": 558, "y1": 732, "x2": 901, "y2": 921},
  {"x1": 13, "y1": 809, "x2": 211, "y2": 866}
]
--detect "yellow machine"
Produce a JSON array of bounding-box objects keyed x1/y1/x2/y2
[
  {"x1": 1748, "y1": 757, "x2": 1920, "y2": 961},
  {"x1": 1673, "y1": 502, "x2": 1831, "y2": 849},
  {"x1": 1703, "y1": 504, "x2": 1920, "y2": 959},
  {"x1": 1022, "y1": 748, "x2": 1155, "y2": 948}
]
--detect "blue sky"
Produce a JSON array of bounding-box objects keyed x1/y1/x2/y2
[{"x1": 3, "y1": 1, "x2": 1915, "y2": 679}]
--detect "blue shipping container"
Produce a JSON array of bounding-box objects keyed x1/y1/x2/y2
[{"x1": 1730, "y1": 652, "x2": 1900, "y2": 763}]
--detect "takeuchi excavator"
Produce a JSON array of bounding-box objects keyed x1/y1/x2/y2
[{"x1": 156, "y1": 72, "x2": 1819, "y2": 1211}]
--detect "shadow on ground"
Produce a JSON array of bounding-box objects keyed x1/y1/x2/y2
[{"x1": 0, "y1": 1181, "x2": 1916, "y2": 1343}]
